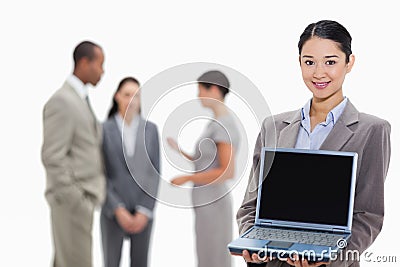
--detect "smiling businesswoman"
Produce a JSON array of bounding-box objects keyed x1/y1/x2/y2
[
  {"x1": 236, "y1": 20, "x2": 391, "y2": 267},
  {"x1": 101, "y1": 77, "x2": 160, "y2": 267}
]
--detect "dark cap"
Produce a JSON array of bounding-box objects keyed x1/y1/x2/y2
[{"x1": 197, "y1": 70, "x2": 230, "y2": 89}]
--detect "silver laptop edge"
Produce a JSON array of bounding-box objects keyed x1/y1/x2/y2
[{"x1": 254, "y1": 147, "x2": 358, "y2": 234}]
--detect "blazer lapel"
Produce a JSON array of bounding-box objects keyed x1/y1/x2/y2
[
  {"x1": 319, "y1": 100, "x2": 359, "y2": 151},
  {"x1": 109, "y1": 117, "x2": 128, "y2": 167},
  {"x1": 277, "y1": 110, "x2": 302, "y2": 148},
  {"x1": 132, "y1": 117, "x2": 145, "y2": 163},
  {"x1": 64, "y1": 84, "x2": 93, "y2": 122},
  {"x1": 127, "y1": 118, "x2": 146, "y2": 182},
  {"x1": 64, "y1": 82, "x2": 98, "y2": 135}
]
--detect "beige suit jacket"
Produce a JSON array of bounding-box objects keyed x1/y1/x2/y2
[
  {"x1": 237, "y1": 100, "x2": 391, "y2": 267},
  {"x1": 42, "y1": 81, "x2": 106, "y2": 208}
]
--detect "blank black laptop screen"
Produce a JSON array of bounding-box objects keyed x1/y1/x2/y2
[{"x1": 259, "y1": 150, "x2": 354, "y2": 227}]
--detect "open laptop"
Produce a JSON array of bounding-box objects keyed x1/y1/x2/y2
[{"x1": 228, "y1": 147, "x2": 358, "y2": 262}]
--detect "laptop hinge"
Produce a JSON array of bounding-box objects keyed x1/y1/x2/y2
[
  {"x1": 332, "y1": 228, "x2": 346, "y2": 233},
  {"x1": 258, "y1": 221, "x2": 272, "y2": 227}
]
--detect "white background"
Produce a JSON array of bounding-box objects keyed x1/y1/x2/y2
[{"x1": 1, "y1": 1, "x2": 399, "y2": 266}]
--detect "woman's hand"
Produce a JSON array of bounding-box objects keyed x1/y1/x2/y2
[
  {"x1": 241, "y1": 250, "x2": 274, "y2": 264},
  {"x1": 166, "y1": 137, "x2": 179, "y2": 152},
  {"x1": 114, "y1": 207, "x2": 136, "y2": 233},
  {"x1": 131, "y1": 211, "x2": 149, "y2": 234},
  {"x1": 171, "y1": 175, "x2": 190, "y2": 186},
  {"x1": 167, "y1": 137, "x2": 194, "y2": 161}
]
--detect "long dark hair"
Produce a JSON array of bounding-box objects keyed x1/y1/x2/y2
[
  {"x1": 107, "y1": 76, "x2": 140, "y2": 118},
  {"x1": 298, "y1": 20, "x2": 352, "y2": 63}
]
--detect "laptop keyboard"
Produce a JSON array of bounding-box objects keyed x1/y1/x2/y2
[{"x1": 244, "y1": 227, "x2": 344, "y2": 247}]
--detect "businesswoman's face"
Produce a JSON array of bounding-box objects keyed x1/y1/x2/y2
[
  {"x1": 300, "y1": 37, "x2": 355, "y2": 102},
  {"x1": 115, "y1": 81, "x2": 141, "y2": 117},
  {"x1": 197, "y1": 84, "x2": 222, "y2": 108}
]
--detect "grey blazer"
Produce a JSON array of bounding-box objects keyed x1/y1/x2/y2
[
  {"x1": 237, "y1": 100, "x2": 391, "y2": 267},
  {"x1": 102, "y1": 116, "x2": 160, "y2": 218},
  {"x1": 42, "y1": 82, "x2": 106, "y2": 207}
]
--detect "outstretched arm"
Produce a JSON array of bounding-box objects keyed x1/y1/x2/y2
[{"x1": 171, "y1": 142, "x2": 235, "y2": 185}]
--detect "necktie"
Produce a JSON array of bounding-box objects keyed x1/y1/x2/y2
[{"x1": 85, "y1": 96, "x2": 97, "y2": 131}]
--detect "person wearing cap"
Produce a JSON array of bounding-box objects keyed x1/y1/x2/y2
[{"x1": 168, "y1": 70, "x2": 240, "y2": 267}]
